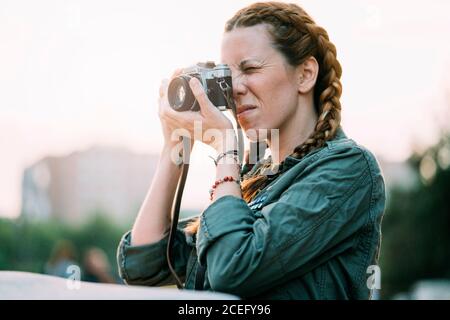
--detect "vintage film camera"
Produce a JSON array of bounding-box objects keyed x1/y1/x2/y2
[{"x1": 168, "y1": 62, "x2": 232, "y2": 112}]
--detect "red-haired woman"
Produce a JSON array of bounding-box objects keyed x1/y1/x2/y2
[{"x1": 117, "y1": 2, "x2": 385, "y2": 300}]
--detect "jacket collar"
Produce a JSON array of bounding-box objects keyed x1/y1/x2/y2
[{"x1": 276, "y1": 126, "x2": 348, "y2": 174}]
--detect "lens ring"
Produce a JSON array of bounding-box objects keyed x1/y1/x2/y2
[{"x1": 168, "y1": 76, "x2": 196, "y2": 112}]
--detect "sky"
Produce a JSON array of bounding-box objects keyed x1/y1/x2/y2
[{"x1": 1, "y1": 0, "x2": 450, "y2": 218}]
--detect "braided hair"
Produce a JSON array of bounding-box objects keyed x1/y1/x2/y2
[{"x1": 185, "y1": 2, "x2": 343, "y2": 235}]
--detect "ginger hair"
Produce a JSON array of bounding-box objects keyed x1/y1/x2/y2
[{"x1": 185, "y1": 2, "x2": 342, "y2": 235}]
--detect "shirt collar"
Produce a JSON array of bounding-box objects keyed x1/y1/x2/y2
[
  {"x1": 241, "y1": 126, "x2": 348, "y2": 178},
  {"x1": 278, "y1": 126, "x2": 348, "y2": 173}
]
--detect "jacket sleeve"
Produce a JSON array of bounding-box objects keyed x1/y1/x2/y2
[
  {"x1": 196, "y1": 145, "x2": 385, "y2": 297},
  {"x1": 116, "y1": 217, "x2": 194, "y2": 286}
]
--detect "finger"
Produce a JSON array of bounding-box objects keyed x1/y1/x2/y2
[
  {"x1": 162, "y1": 110, "x2": 201, "y2": 138},
  {"x1": 159, "y1": 95, "x2": 176, "y2": 118},
  {"x1": 165, "y1": 107, "x2": 202, "y2": 124},
  {"x1": 160, "y1": 95, "x2": 199, "y2": 123},
  {"x1": 189, "y1": 77, "x2": 215, "y2": 115}
]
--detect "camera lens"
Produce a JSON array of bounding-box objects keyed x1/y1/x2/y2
[{"x1": 168, "y1": 76, "x2": 196, "y2": 112}]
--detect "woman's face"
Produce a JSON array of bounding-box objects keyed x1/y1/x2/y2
[{"x1": 221, "y1": 24, "x2": 301, "y2": 141}]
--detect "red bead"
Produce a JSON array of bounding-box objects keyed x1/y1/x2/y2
[{"x1": 209, "y1": 176, "x2": 240, "y2": 200}]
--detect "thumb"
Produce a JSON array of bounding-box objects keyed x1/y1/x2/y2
[{"x1": 189, "y1": 77, "x2": 216, "y2": 114}]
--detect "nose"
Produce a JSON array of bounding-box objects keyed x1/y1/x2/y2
[{"x1": 232, "y1": 74, "x2": 247, "y2": 101}]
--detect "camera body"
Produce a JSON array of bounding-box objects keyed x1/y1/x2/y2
[{"x1": 168, "y1": 62, "x2": 232, "y2": 112}]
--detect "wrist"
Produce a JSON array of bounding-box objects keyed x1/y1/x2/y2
[
  {"x1": 212, "y1": 129, "x2": 237, "y2": 153},
  {"x1": 161, "y1": 145, "x2": 191, "y2": 168},
  {"x1": 209, "y1": 175, "x2": 241, "y2": 201},
  {"x1": 163, "y1": 138, "x2": 194, "y2": 155},
  {"x1": 211, "y1": 150, "x2": 240, "y2": 166}
]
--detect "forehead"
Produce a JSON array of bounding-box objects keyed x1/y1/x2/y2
[{"x1": 221, "y1": 24, "x2": 275, "y2": 63}]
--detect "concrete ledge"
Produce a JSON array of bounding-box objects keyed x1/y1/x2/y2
[{"x1": 0, "y1": 271, "x2": 239, "y2": 300}]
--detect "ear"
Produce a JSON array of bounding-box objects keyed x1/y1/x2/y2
[{"x1": 296, "y1": 56, "x2": 319, "y2": 94}]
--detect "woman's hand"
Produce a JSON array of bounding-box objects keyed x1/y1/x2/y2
[{"x1": 158, "y1": 71, "x2": 236, "y2": 152}]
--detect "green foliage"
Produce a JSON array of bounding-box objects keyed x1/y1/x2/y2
[
  {"x1": 0, "y1": 209, "x2": 198, "y2": 279},
  {"x1": 380, "y1": 135, "x2": 450, "y2": 298},
  {"x1": 0, "y1": 212, "x2": 128, "y2": 279}
]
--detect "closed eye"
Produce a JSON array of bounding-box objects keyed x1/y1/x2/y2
[{"x1": 243, "y1": 66, "x2": 259, "y2": 72}]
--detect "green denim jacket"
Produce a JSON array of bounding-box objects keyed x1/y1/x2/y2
[{"x1": 116, "y1": 127, "x2": 386, "y2": 299}]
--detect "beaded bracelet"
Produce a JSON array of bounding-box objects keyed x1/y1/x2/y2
[{"x1": 209, "y1": 176, "x2": 240, "y2": 200}]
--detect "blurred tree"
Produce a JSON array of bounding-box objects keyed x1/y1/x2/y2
[
  {"x1": 0, "y1": 212, "x2": 127, "y2": 283},
  {"x1": 0, "y1": 209, "x2": 199, "y2": 281},
  {"x1": 380, "y1": 133, "x2": 450, "y2": 298}
]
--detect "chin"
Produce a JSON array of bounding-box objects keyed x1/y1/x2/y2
[{"x1": 244, "y1": 126, "x2": 272, "y2": 142}]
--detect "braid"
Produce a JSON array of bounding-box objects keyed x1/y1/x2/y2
[
  {"x1": 292, "y1": 23, "x2": 342, "y2": 158},
  {"x1": 185, "y1": 2, "x2": 343, "y2": 235}
]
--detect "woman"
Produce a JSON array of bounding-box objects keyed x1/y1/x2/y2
[{"x1": 117, "y1": 2, "x2": 385, "y2": 299}]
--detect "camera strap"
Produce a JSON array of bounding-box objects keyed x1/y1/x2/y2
[
  {"x1": 167, "y1": 78, "x2": 245, "y2": 291},
  {"x1": 167, "y1": 137, "x2": 191, "y2": 289},
  {"x1": 217, "y1": 78, "x2": 245, "y2": 166},
  {"x1": 192, "y1": 78, "x2": 245, "y2": 291}
]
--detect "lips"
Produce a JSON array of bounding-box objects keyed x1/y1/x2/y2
[{"x1": 237, "y1": 104, "x2": 258, "y2": 116}]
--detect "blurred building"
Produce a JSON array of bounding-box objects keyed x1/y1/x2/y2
[
  {"x1": 20, "y1": 146, "x2": 159, "y2": 224},
  {"x1": 19, "y1": 147, "x2": 417, "y2": 224}
]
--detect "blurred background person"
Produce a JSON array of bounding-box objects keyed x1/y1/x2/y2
[
  {"x1": 82, "y1": 247, "x2": 118, "y2": 283},
  {"x1": 44, "y1": 240, "x2": 78, "y2": 278}
]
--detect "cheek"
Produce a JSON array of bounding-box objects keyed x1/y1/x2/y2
[{"x1": 252, "y1": 76, "x2": 298, "y2": 127}]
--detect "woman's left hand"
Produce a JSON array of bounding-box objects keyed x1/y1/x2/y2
[{"x1": 159, "y1": 77, "x2": 236, "y2": 152}]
